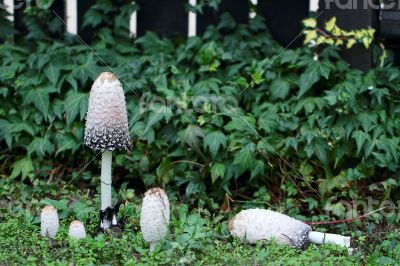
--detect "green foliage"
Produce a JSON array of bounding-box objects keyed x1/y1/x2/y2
[
  {"x1": 0, "y1": 178, "x2": 398, "y2": 265},
  {"x1": 0, "y1": 2, "x2": 400, "y2": 222},
  {"x1": 0, "y1": 209, "x2": 362, "y2": 265},
  {"x1": 0, "y1": 175, "x2": 389, "y2": 266}
]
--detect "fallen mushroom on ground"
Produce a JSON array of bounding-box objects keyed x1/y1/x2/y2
[
  {"x1": 84, "y1": 72, "x2": 132, "y2": 231},
  {"x1": 228, "y1": 209, "x2": 351, "y2": 249},
  {"x1": 68, "y1": 220, "x2": 87, "y2": 240},
  {"x1": 40, "y1": 205, "x2": 59, "y2": 239},
  {"x1": 140, "y1": 188, "x2": 170, "y2": 252}
]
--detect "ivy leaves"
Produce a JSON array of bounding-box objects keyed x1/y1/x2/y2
[
  {"x1": 181, "y1": 125, "x2": 205, "y2": 149},
  {"x1": 270, "y1": 79, "x2": 290, "y2": 100},
  {"x1": 28, "y1": 137, "x2": 54, "y2": 158},
  {"x1": 211, "y1": 162, "x2": 225, "y2": 183},
  {"x1": 204, "y1": 131, "x2": 226, "y2": 158},
  {"x1": 0, "y1": 119, "x2": 12, "y2": 148},
  {"x1": 23, "y1": 88, "x2": 50, "y2": 117},
  {"x1": 234, "y1": 143, "x2": 256, "y2": 173},
  {"x1": 1, "y1": 6, "x2": 400, "y2": 207},
  {"x1": 298, "y1": 60, "x2": 332, "y2": 97},
  {"x1": 10, "y1": 157, "x2": 34, "y2": 179},
  {"x1": 44, "y1": 64, "x2": 61, "y2": 86},
  {"x1": 64, "y1": 91, "x2": 88, "y2": 125}
]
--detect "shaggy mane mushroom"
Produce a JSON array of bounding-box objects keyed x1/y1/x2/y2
[
  {"x1": 40, "y1": 205, "x2": 59, "y2": 239},
  {"x1": 229, "y1": 209, "x2": 351, "y2": 250},
  {"x1": 68, "y1": 220, "x2": 86, "y2": 240},
  {"x1": 140, "y1": 188, "x2": 170, "y2": 252},
  {"x1": 84, "y1": 72, "x2": 131, "y2": 230}
]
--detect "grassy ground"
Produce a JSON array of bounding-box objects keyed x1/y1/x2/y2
[{"x1": 1, "y1": 177, "x2": 399, "y2": 265}]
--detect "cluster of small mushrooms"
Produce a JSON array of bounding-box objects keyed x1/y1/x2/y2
[
  {"x1": 40, "y1": 205, "x2": 86, "y2": 240},
  {"x1": 40, "y1": 186, "x2": 169, "y2": 250},
  {"x1": 40, "y1": 72, "x2": 351, "y2": 253}
]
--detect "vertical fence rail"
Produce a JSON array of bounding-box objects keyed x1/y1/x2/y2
[
  {"x1": 188, "y1": 0, "x2": 197, "y2": 37},
  {"x1": 66, "y1": 0, "x2": 78, "y2": 34},
  {"x1": 3, "y1": 0, "x2": 14, "y2": 22},
  {"x1": 129, "y1": 7, "x2": 137, "y2": 37},
  {"x1": 309, "y1": 0, "x2": 319, "y2": 12},
  {"x1": 250, "y1": 0, "x2": 257, "y2": 19}
]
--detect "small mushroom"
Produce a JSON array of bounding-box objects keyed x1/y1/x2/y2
[
  {"x1": 229, "y1": 209, "x2": 351, "y2": 249},
  {"x1": 140, "y1": 188, "x2": 170, "y2": 252},
  {"x1": 84, "y1": 72, "x2": 132, "y2": 230},
  {"x1": 68, "y1": 220, "x2": 86, "y2": 240},
  {"x1": 40, "y1": 205, "x2": 59, "y2": 239}
]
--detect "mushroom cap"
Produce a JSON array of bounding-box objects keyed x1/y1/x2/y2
[
  {"x1": 68, "y1": 220, "x2": 86, "y2": 240},
  {"x1": 40, "y1": 205, "x2": 59, "y2": 239},
  {"x1": 84, "y1": 72, "x2": 132, "y2": 151},
  {"x1": 228, "y1": 209, "x2": 311, "y2": 248},
  {"x1": 41, "y1": 205, "x2": 57, "y2": 214},
  {"x1": 140, "y1": 188, "x2": 170, "y2": 244}
]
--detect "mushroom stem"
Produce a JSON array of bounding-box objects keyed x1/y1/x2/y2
[
  {"x1": 101, "y1": 150, "x2": 112, "y2": 229},
  {"x1": 308, "y1": 231, "x2": 351, "y2": 248},
  {"x1": 149, "y1": 242, "x2": 158, "y2": 252}
]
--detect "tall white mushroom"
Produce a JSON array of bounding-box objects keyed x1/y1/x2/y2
[
  {"x1": 84, "y1": 72, "x2": 132, "y2": 230},
  {"x1": 68, "y1": 220, "x2": 87, "y2": 240},
  {"x1": 229, "y1": 209, "x2": 351, "y2": 249},
  {"x1": 140, "y1": 188, "x2": 170, "y2": 252},
  {"x1": 40, "y1": 205, "x2": 59, "y2": 239}
]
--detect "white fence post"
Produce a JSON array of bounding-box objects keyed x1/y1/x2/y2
[
  {"x1": 249, "y1": 0, "x2": 257, "y2": 19},
  {"x1": 129, "y1": 9, "x2": 137, "y2": 37},
  {"x1": 3, "y1": 0, "x2": 14, "y2": 22},
  {"x1": 309, "y1": 0, "x2": 319, "y2": 12},
  {"x1": 66, "y1": 0, "x2": 78, "y2": 34},
  {"x1": 188, "y1": 0, "x2": 196, "y2": 37}
]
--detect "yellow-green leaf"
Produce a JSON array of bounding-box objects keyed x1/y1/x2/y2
[
  {"x1": 325, "y1": 17, "x2": 336, "y2": 32},
  {"x1": 346, "y1": 39, "x2": 357, "y2": 49},
  {"x1": 304, "y1": 30, "x2": 317, "y2": 44},
  {"x1": 303, "y1": 18, "x2": 317, "y2": 28},
  {"x1": 363, "y1": 37, "x2": 371, "y2": 49}
]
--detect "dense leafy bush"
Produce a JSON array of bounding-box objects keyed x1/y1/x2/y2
[{"x1": 1, "y1": 2, "x2": 400, "y2": 220}]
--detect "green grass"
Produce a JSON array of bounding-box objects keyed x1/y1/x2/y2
[
  {"x1": 0, "y1": 210, "x2": 359, "y2": 265},
  {"x1": 1, "y1": 177, "x2": 399, "y2": 265}
]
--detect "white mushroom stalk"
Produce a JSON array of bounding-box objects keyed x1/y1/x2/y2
[
  {"x1": 140, "y1": 188, "x2": 170, "y2": 252},
  {"x1": 228, "y1": 209, "x2": 351, "y2": 249},
  {"x1": 40, "y1": 205, "x2": 59, "y2": 239},
  {"x1": 84, "y1": 72, "x2": 132, "y2": 230}
]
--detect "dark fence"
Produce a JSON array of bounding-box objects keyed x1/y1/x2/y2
[{"x1": 2, "y1": 0, "x2": 400, "y2": 70}]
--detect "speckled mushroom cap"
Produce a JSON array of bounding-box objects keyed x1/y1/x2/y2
[
  {"x1": 228, "y1": 209, "x2": 311, "y2": 248},
  {"x1": 140, "y1": 188, "x2": 170, "y2": 244},
  {"x1": 84, "y1": 72, "x2": 132, "y2": 151}
]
